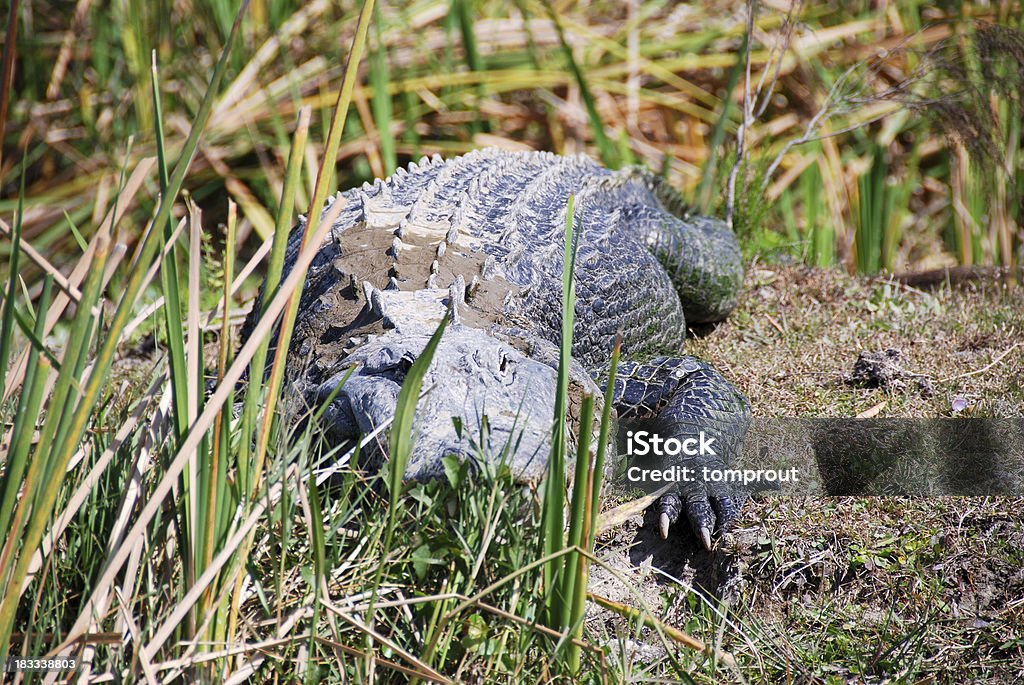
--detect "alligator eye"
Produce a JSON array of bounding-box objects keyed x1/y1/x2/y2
[{"x1": 498, "y1": 351, "x2": 510, "y2": 374}]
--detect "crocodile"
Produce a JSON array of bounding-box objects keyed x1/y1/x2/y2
[{"x1": 244, "y1": 148, "x2": 751, "y2": 549}]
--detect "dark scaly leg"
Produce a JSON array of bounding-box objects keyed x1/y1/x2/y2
[{"x1": 612, "y1": 356, "x2": 750, "y2": 549}]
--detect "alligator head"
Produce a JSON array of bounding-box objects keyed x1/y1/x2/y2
[{"x1": 312, "y1": 285, "x2": 559, "y2": 481}]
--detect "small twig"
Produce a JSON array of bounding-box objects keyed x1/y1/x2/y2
[
  {"x1": 752, "y1": 0, "x2": 802, "y2": 120},
  {"x1": 320, "y1": 598, "x2": 452, "y2": 684},
  {"x1": 760, "y1": 60, "x2": 863, "y2": 191},
  {"x1": 940, "y1": 342, "x2": 1020, "y2": 383},
  {"x1": 794, "y1": 106, "x2": 900, "y2": 144},
  {"x1": 114, "y1": 588, "x2": 160, "y2": 685},
  {"x1": 725, "y1": 0, "x2": 757, "y2": 227}
]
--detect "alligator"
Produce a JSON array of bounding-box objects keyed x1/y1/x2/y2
[{"x1": 244, "y1": 148, "x2": 752, "y2": 550}]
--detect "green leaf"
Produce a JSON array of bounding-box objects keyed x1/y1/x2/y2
[{"x1": 442, "y1": 452, "x2": 463, "y2": 488}]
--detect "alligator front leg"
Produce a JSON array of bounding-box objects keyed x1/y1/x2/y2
[{"x1": 612, "y1": 356, "x2": 750, "y2": 550}]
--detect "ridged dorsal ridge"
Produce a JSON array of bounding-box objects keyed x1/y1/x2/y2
[
  {"x1": 481, "y1": 255, "x2": 498, "y2": 280},
  {"x1": 416, "y1": 153, "x2": 444, "y2": 169},
  {"x1": 363, "y1": 281, "x2": 384, "y2": 316},
  {"x1": 448, "y1": 151, "x2": 549, "y2": 241},
  {"x1": 387, "y1": 236, "x2": 403, "y2": 259},
  {"x1": 405, "y1": 149, "x2": 510, "y2": 225},
  {"x1": 447, "y1": 274, "x2": 466, "y2": 324},
  {"x1": 448, "y1": 197, "x2": 471, "y2": 241},
  {"x1": 356, "y1": 189, "x2": 371, "y2": 219},
  {"x1": 497, "y1": 157, "x2": 592, "y2": 245},
  {"x1": 404, "y1": 157, "x2": 470, "y2": 222}
]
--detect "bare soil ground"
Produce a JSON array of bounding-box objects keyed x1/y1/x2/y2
[{"x1": 590, "y1": 264, "x2": 1024, "y2": 683}]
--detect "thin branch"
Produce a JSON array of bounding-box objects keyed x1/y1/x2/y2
[
  {"x1": 725, "y1": 0, "x2": 757, "y2": 227},
  {"x1": 753, "y1": 0, "x2": 802, "y2": 120},
  {"x1": 759, "y1": 60, "x2": 865, "y2": 191},
  {"x1": 940, "y1": 342, "x2": 1020, "y2": 383}
]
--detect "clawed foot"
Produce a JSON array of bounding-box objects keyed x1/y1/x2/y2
[{"x1": 654, "y1": 485, "x2": 739, "y2": 551}]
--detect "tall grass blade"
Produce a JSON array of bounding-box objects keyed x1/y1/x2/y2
[
  {"x1": 0, "y1": 0, "x2": 18, "y2": 177},
  {"x1": 698, "y1": 33, "x2": 745, "y2": 214},
  {"x1": 370, "y1": 5, "x2": 396, "y2": 174},
  {"x1": 0, "y1": 276, "x2": 52, "y2": 546},
  {"x1": 253, "y1": 0, "x2": 377, "y2": 494},
  {"x1": 237, "y1": 106, "x2": 311, "y2": 490},
  {"x1": 855, "y1": 144, "x2": 887, "y2": 273},
  {"x1": 800, "y1": 161, "x2": 831, "y2": 266},
  {"x1": 386, "y1": 314, "x2": 448, "y2": 542},
  {"x1": 184, "y1": 202, "x2": 204, "y2": 592},
  {"x1": 203, "y1": 201, "x2": 237, "y2": 617},
  {"x1": 541, "y1": 195, "x2": 578, "y2": 628},
  {"x1": 0, "y1": 165, "x2": 24, "y2": 398},
  {"x1": 560, "y1": 393, "x2": 594, "y2": 629},
  {"x1": 304, "y1": 467, "x2": 326, "y2": 685},
  {"x1": 590, "y1": 334, "x2": 620, "y2": 539},
  {"x1": 152, "y1": 51, "x2": 189, "y2": 444},
  {"x1": 544, "y1": 2, "x2": 618, "y2": 168}
]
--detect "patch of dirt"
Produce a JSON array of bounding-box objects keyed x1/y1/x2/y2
[
  {"x1": 592, "y1": 263, "x2": 1024, "y2": 682},
  {"x1": 847, "y1": 348, "x2": 929, "y2": 393}
]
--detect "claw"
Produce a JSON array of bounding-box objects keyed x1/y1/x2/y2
[
  {"x1": 659, "y1": 512, "x2": 671, "y2": 539},
  {"x1": 698, "y1": 526, "x2": 713, "y2": 551}
]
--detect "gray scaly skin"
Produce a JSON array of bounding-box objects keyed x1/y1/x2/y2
[{"x1": 245, "y1": 148, "x2": 751, "y2": 549}]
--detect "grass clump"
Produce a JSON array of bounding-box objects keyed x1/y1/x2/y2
[{"x1": 4, "y1": 2, "x2": 1024, "y2": 278}]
